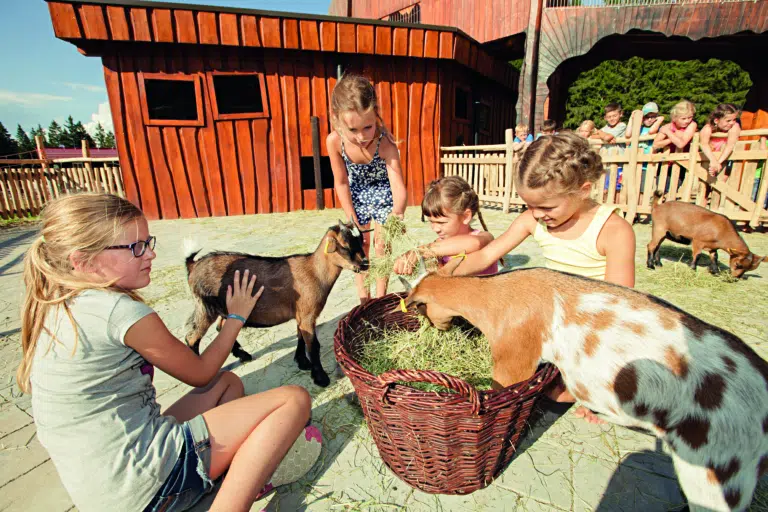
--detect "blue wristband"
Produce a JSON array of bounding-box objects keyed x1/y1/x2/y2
[{"x1": 227, "y1": 313, "x2": 247, "y2": 324}]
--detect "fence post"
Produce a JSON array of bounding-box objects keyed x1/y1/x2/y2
[
  {"x1": 81, "y1": 139, "x2": 96, "y2": 192},
  {"x1": 502, "y1": 128, "x2": 514, "y2": 214},
  {"x1": 749, "y1": 145, "x2": 768, "y2": 228},
  {"x1": 682, "y1": 133, "x2": 699, "y2": 204},
  {"x1": 35, "y1": 135, "x2": 54, "y2": 202},
  {"x1": 625, "y1": 112, "x2": 642, "y2": 224}
]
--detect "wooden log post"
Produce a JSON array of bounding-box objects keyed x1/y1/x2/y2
[
  {"x1": 82, "y1": 140, "x2": 97, "y2": 192},
  {"x1": 625, "y1": 112, "x2": 642, "y2": 224},
  {"x1": 310, "y1": 116, "x2": 324, "y2": 210},
  {"x1": 34, "y1": 135, "x2": 54, "y2": 202},
  {"x1": 502, "y1": 128, "x2": 514, "y2": 214},
  {"x1": 749, "y1": 146, "x2": 768, "y2": 228},
  {"x1": 681, "y1": 133, "x2": 699, "y2": 203}
]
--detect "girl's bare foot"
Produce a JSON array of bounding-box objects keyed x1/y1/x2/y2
[{"x1": 573, "y1": 406, "x2": 606, "y2": 424}]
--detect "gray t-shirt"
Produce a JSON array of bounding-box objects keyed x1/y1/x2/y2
[
  {"x1": 600, "y1": 122, "x2": 627, "y2": 152},
  {"x1": 31, "y1": 289, "x2": 184, "y2": 512}
]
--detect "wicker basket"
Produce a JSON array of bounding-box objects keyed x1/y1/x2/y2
[{"x1": 334, "y1": 293, "x2": 560, "y2": 495}]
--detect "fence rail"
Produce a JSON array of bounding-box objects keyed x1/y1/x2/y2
[
  {"x1": 441, "y1": 126, "x2": 768, "y2": 228},
  {"x1": 545, "y1": 0, "x2": 756, "y2": 8},
  {"x1": 0, "y1": 137, "x2": 124, "y2": 220}
]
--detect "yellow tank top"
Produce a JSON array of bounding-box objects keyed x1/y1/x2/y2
[{"x1": 532, "y1": 204, "x2": 620, "y2": 280}]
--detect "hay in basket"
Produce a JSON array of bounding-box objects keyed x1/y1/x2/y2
[{"x1": 334, "y1": 294, "x2": 560, "y2": 495}]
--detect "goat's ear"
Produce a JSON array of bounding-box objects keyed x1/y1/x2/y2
[
  {"x1": 337, "y1": 220, "x2": 347, "y2": 232},
  {"x1": 398, "y1": 276, "x2": 413, "y2": 293},
  {"x1": 439, "y1": 256, "x2": 463, "y2": 276},
  {"x1": 324, "y1": 236, "x2": 338, "y2": 254}
]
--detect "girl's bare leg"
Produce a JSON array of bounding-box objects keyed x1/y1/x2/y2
[
  {"x1": 203, "y1": 385, "x2": 312, "y2": 512},
  {"x1": 162, "y1": 371, "x2": 244, "y2": 423},
  {"x1": 373, "y1": 221, "x2": 389, "y2": 298},
  {"x1": 354, "y1": 224, "x2": 374, "y2": 304}
]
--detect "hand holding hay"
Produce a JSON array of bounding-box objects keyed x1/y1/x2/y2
[{"x1": 364, "y1": 215, "x2": 438, "y2": 287}]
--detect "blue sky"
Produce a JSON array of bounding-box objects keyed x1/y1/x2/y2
[{"x1": 0, "y1": 0, "x2": 330, "y2": 139}]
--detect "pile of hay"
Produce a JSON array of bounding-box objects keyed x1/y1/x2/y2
[
  {"x1": 364, "y1": 215, "x2": 438, "y2": 287},
  {"x1": 357, "y1": 316, "x2": 494, "y2": 392}
]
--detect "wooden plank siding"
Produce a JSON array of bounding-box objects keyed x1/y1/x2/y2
[{"x1": 47, "y1": 0, "x2": 518, "y2": 220}]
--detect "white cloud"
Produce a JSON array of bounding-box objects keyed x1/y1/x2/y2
[
  {"x1": 84, "y1": 101, "x2": 114, "y2": 136},
  {"x1": 59, "y1": 82, "x2": 106, "y2": 93},
  {"x1": 0, "y1": 90, "x2": 72, "y2": 106}
]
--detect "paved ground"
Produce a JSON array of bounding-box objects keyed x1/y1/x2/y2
[{"x1": 1, "y1": 206, "x2": 767, "y2": 511}]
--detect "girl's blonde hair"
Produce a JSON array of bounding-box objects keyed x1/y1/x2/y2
[
  {"x1": 578, "y1": 119, "x2": 596, "y2": 136},
  {"x1": 330, "y1": 73, "x2": 391, "y2": 138},
  {"x1": 517, "y1": 132, "x2": 603, "y2": 193},
  {"x1": 670, "y1": 100, "x2": 696, "y2": 120},
  {"x1": 421, "y1": 175, "x2": 490, "y2": 232},
  {"x1": 18, "y1": 193, "x2": 145, "y2": 393}
]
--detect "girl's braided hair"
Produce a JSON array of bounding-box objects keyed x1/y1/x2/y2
[{"x1": 516, "y1": 132, "x2": 603, "y2": 193}]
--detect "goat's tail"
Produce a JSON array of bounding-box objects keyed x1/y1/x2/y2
[
  {"x1": 183, "y1": 238, "x2": 202, "y2": 275},
  {"x1": 651, "y1": 190, "x2": 665, "y2": 211}
]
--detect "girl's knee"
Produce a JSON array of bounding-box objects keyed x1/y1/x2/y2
[
  {"x1": 222, "y1": 371, "x2": 245, "y2": 396},
  {"x1": 283, "y1": 385, "x2": 312, "y2": 417}
]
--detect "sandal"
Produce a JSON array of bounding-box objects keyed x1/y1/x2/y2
[{"x1": 255, "y1": 425, "x2": 322, "y2": 500}]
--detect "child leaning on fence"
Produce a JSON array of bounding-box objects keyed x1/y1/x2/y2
[
  {"x1": 625, "y1": 102, "x2": 664, "y2": 194},
  {"x1": 327, "y1": 73, "x2": 408, "y2": 304},
  {"x1": 393, "y1": 176, "x2": 498, "y2": 277},
  {"x1": 19, "y1": 193, "x2": 321, "y2": 512},
  {"x1": 446, "y1": 133, "x2": 636, "y2": 423},
  {"x1": 653, "y1": 100, "x2": 698, "y2": 194},
  {"x1": 699, "y1": 103, "x2": 742, "y2": 209}
]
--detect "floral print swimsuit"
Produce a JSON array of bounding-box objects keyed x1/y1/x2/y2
[{"x1": 341, "y1": 133, "x2": 394, "y2": 225}]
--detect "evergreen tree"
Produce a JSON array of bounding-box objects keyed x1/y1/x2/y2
[
  {"x1": 48, "y1": 120, "x2": 63, "y2": 147},
  {"x1": 0, "y1": 122, "x2": 18, "y2": 157},
  {"x1": 104, "y1": 131, "x2": 116, "y2": 149},
  {"x1": 60, "y1": 115, "x2": 78, "y2": 148},
  {"x1": 74, "y1": 121, "x2": 95, "y2": 149},
  {"x1": 563, "y1": 57, "x2": 752, "y2": 130},
  {"x1": 94, "y1": 122, "x2": 108, "y2": 148},
  {"x1": 15, "y1": 125, "x2": 35, "y2": 154},
  {"x1": 30, "y1": 125, "x2": 46, "y2": 148}
]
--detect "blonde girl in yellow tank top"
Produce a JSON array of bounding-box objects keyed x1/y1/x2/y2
[{"x1": 448, "y1": 132, "x2": 636, "y2": 422}]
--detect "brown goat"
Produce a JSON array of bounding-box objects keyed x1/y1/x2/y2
[
  {"x1": 647, "y1": 191, "x2": 767, "y2": 278},
  {"x1": 401, "y1": 263, "x2": 768, "y2": 511},
  {"x1": 184, "y1": 221, "x2": 368, "y2": 387}
]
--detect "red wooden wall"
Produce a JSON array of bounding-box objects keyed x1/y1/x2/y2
[
  {"x1": 47, "y1": 0, "x2": 518, "y2": 220},
  {"x1": 328, "y1": 0, "x2": 531, "y2": 43}
]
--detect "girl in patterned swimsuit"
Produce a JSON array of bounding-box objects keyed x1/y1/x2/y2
[
  {"x1": 393, "y1": 176, "x2": 498, "y2": 276},
  {"x1": 327, "y1": 74, "x2": 407, "y2": 304}
]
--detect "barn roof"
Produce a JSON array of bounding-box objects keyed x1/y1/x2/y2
[{"x1": 46, "y1": 0, "x2": 518, "y2": 90}]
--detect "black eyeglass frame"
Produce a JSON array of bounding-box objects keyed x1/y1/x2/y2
[{"x1": 105, "y1": 236, "x2": 156, "y2": 257}]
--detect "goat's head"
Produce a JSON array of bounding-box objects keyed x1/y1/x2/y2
[
  {"x1": 323, "y1": 220, "x2": 370, "y2": 273},
  {"x1": 725, "y1": 248, "x2": 768, "y2": 278},
  {"x1": 397, "y1": 255, "x2": 463, "y2": 330}
]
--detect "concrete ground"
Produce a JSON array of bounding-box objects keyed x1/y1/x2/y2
[{"x1": 1, "y1": 206, "x2": 767, "y2": 512}]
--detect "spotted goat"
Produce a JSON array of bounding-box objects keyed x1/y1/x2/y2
[
  {"x1": 400, "y1": 262, "x2": 768, "y2": 511},
  {"x1": 184, "y1": 221, "x2": 369, "y2": 387}
]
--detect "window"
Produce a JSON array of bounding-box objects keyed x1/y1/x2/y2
[
  {"x1": 139, "y1": 73, "x2": 203, "y2": 127},
  {"x1": 300, "y1": 156, "x2": 334, "y2": 190},
  {"x1": 475, "y1": 102, "x2": 491, "y2": 135},
  {"x1": 454, "y1": 85, "x2": 470, "y2": 122},
  {"x1": 207, "y1": 72, "x2": 270, "y2": 120}
]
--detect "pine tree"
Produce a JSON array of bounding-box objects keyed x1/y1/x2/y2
[
  {"x1": 0, "y1": 122, "x2": 18, "y2": 156},
  {"x1": 15, "y1": 125, "x2": 34, "y2": 154},
  {"x1": 47, "y1": 120, "x2": 63, "y2": 147},
  {"x1": 73, "y1": 121, "x2": 95, "y2": 149},
  {"x1": 30, "y1": 125, "x2": 46, "y2": 148},
  {"x1": 104, "y1": 131, "x2": 116, "y2": 149},
  {"x1": 61, "y1": 115, "x2": 78, "y2": 148},
  {"x1": 94, "y1": 122, "x2": 108, "y2": 148}
]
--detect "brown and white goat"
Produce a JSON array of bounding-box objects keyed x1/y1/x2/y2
[
  {"x1": 401, "y1": 265, "x2": 768, "y2": 511},
  {"x1": 184, "y1": 221, "x2": 369, "y2": 387},
  {"x1": 647, "y1": 191, "x2": 767, "y2": 278}
]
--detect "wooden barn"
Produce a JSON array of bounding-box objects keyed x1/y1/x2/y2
[{"x1": 46, "y1": 0, "x2": 519, "y2": 220}]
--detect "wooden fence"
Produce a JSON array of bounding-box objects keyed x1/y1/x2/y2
[
  {"x1": 441, "y1": 124, "x2": 768, "y2": 228},
  {"x1": 0, "y1": 139, "x2": 124, "y2": 220}
]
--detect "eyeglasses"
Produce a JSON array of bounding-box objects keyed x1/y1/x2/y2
[{"x1": 105, "y1": 236, "x2": 156, "y2": 257}]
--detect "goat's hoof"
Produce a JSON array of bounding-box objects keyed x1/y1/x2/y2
[
  {"x1": 295, "y1": 356, "x2": 312, "y2": 371},
  {"x1": 188, "y1": 343, "x2": 201, "y2": 356},
  {"x1": 235, "y1": 351, "x2": 253, "y2": 363},
  {"x1": 312, "y1": 369, "x2": 331, "y2": 388}
]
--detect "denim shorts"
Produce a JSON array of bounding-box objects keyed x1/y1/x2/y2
[{"x1": 143, "y1": 415, "x2": 215, "y2": 512}]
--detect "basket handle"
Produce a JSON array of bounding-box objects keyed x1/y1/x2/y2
[{"x1": 376, "y1": 369, "x2": 482, "y2": 415}]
